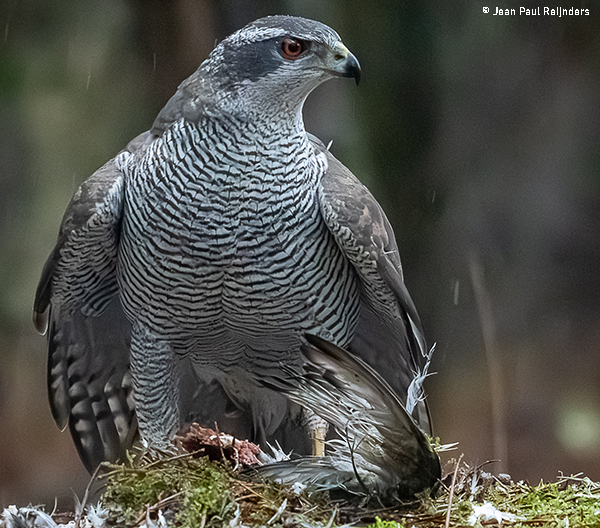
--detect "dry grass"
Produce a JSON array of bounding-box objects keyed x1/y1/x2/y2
[
  {"x1": 95, "y1": 454, "x2": 600, "y2": 527},
  {"x1": 4, "y1": 454, "x2": 600, "y2": 527}
]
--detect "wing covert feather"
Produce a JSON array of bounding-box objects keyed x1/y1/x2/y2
[
  {"x1": 33, "y1": 154, "x2": 135, "y2": 472},
  {"x1": 311, "y1": 135, "x2": 430, "y2": 432}
]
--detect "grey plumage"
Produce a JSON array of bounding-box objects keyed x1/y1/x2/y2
[
  {"x1": 255, "y1": 334, "x2": 440, "y2": 502},
  {"x1": 34, "y1": 15, "x2": 431, "y2": 473}
]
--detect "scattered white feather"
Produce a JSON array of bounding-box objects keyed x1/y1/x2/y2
[
  {"x1": 0, "y1": 504, "x2": 110, "y2": 528},
  {"x1": 291, "y1": 482, "x2": 307, "y2": 495},
  {"x1": 406, "y1": 343, "x2": 435, "y2": 415},
  {"x1": 259, "y1": 441, "x2": 292, "y2": 463},
  {"x1": 468, "y1": 502, "x2": 520, "y2": 525},
  {"x1": 267, "y1": 498, "x2": 287, "y2": 525},
  {"x1": 85, "y1": 504, "x2": 108, "y2": 528},
  {"x1": 1, "y1": 506, "x2": 57, "y2": 528},
  {"x1": 435, "y1": 441, "x2": 459, "y2": 453},
  {"x1": 140, "y1": 509, "x2": 167, "y2": 528},
  {"x1": 227, "y1": 504, "x2": 242, "y2": 528}
]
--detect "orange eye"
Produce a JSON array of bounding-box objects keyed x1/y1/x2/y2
[{"x1": 281, "y1": 37, "x2": 306, "y2": 60}]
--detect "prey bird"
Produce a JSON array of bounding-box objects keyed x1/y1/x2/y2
[
  {"x1": 256, "y1": 334, "x2": 440, "y2": 502},
  {"x1": 34, "y1": 15, "x2": 431, "y2": 473}
]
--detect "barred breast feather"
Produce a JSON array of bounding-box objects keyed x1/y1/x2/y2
[{"x1": 117, "y1": 118, "x2": 361, "y2": 359}]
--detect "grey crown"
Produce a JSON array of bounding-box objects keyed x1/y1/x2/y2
[{"x1": 34, "y1": 15, "x2": 431, "y2": 473}]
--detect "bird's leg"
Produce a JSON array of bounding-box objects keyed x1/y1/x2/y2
[
  {"x1": 311, "y1": 426, "x2": 327, "y2": 458},
  {"x1": 129, "y1": 323, "x2": 180, "y2": 456},
  {"x1": 304, "y1": 408, "x2": 328, "y2": 457}
]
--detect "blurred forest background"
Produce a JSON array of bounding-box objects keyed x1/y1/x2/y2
[{"x1": 1, "y1": 0, "x2": 600, "y2": 509}]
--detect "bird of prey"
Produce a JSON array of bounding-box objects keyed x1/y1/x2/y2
[{"x1": 34, "y1": 15, "x2": 432, "y2": 473}]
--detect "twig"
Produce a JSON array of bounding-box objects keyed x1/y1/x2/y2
[
  {"x1": 469, "y1": 251, "x2": 508, "y2": 473},
  {"x1": 134, "y1": 491, "x2": 184, "y2": 525},
  {"x1": 96, "y1": 450, "x2": 197, "y2": 480},
  {"x1": 324, "y1": 505, "x2": 338, "y2": 528},
  {"x1": 345, "y1": 425, "x2": 368, "y2": 495},
  {"x1": 75, "y1": 463, "x2": 102, "y2": 527},
  {"x1": 445, "y1": 454, "x2": 463, "y2": 528},
  {"x1": 129, "y1": 450, "x2": 196, "y2": 472},
  {"x1": 234, "y1": 479, "x2": 269, "y2": 501},
  {"x1": 235, "y1": 494, "x2": 262, "y2": 501},
  {"x1": 267, "y1": 498, "x2": 288, "y2": 525},
  {"x1": 214, "y1": 421, "x2": 227, "y2": 462}
]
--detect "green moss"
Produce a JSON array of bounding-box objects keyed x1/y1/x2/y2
[
  {"x1": 428, "y1": 475, "x2": 600, "y2": 528},
  {"x1": 369, "y1": 516, "x2": 406, "y2": 528},
  {"x1": 98, "y1": 454, "x2": 335, "y2": 527},
  {"x1": 481, "y1": 477, "x2": 600, "y2": 527},
  {"x1": 101, "y1": 456, "x2": 233, "y2": 527},
  {"x1": 97, "y1": 454, "x2": 600, "y2": 527}
]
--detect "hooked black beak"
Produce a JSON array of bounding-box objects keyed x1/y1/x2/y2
[
  {"x1": 343, "y1": 53, "x2": 361, "y2": 86},
  {"x1": 330, "y1": 42, "x2": 362, "y2": 86}
]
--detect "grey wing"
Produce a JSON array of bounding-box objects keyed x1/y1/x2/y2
[
  {"x1": 33, "y1": 153, "x2": 135, "y2": 473},
  {"x1": 311, "y1": 134, "x2": 432, "y2": 434},
  {"x1": 257, "y1": 335, "x2": 440, "y2": 502}
]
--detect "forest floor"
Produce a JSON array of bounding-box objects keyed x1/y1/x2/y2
[{"x1": 2, "y1": 451, "x2": 599, "y2": 528}]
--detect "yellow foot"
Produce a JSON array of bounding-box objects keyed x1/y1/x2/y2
[{"x1": 311, "y1": 425, "x2": 327, "y2": 457}]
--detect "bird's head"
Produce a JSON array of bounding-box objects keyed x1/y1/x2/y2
[{"x1": 198, "y1": 15, "x2": 361, "y2": 119}]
